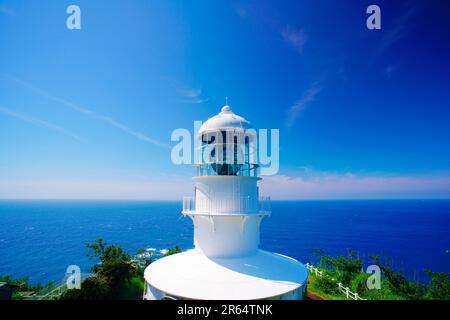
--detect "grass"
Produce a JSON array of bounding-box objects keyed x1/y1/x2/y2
[{"x1": 307, "y1": 273, "x2": 347, "y2": 300}]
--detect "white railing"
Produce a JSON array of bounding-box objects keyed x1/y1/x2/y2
[
  {"x1": 182, "y1": 196, "x2": 271, "y2": 215},
  {"x1": 258, "y1": 196, "x2": 271, "y2": 214},
  {"x1": 182, "y1": 196, "x2": 195, "y2": 213},
  {"x1": 305, "y1": 263, "x2": 324, "y2": 276},
  {"x1": 337, "y1": 282, "x2": 364, "y2": 300},
  {"x1": 305, "y1": 263, "x2": 367, "y2": 300},
  {"x1": 23, "y1": 273, "x2": 91, "y2": 300}
]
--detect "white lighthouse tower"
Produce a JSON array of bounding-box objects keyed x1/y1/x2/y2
[{"x1": 144, "y1": 103, "x2": 308, "y2": 300}]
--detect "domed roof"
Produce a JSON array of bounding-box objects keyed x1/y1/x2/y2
[{"x1": 198, "y1": 105, "x2": 252, "y2": 136}]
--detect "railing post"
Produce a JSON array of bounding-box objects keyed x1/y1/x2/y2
[
  {"x1": 345, "y1": 287, "x2": 349, "y2": 298},
  {"x1": 354, "y1": 292, "x2": 359, "y2": 300}
]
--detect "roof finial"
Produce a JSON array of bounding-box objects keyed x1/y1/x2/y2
[{"x1": 221, "y1": 97, "x2": 231, "y2": 113}]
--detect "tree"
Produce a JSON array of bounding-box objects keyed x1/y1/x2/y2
[
  {"x1": 321, "y1": 249, "x2": 363, "y2": 286},
  {"x1": 86, "y1": 238, "x2": 136, "y2": 297},
  {"x1": 163, "y1": 245, "x2": 182, "y2": 257},
  {"x1": 424, "y1": 270, "x2": 450, "y2": 300},
  {"x1": 60, "y1": 274, "x2": 111, "y2": 300},
  {"x1": 60, "y1": 238, "x2": 137, "y2": 300},
  {"x1": 0, "y1": 275, "x2": 55, "y2": 299},
  {"x1": 371, "y1": 255, "x2": 426, "y2": 300}
]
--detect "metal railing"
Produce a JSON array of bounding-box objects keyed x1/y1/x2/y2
[
  {"x1": 196, "y1": 163, "x2": 259, "y2": 177},
  {"x1": 258, "y1": 196, "x2": 271, "y2": 214},
  {"x1": 182, "y1": 196, "x2": 271, "y2": 215},
  {"x1": 182, "y1": 196, "x2": 195, "y2": 213}
]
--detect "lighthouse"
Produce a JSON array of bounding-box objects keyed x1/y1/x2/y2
[{"x1": 143, "y1": 103, "x2": 308, "y2": 300}]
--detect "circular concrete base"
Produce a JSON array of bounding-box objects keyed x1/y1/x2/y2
[{"x1": 144, "y1": 249, "x2": 308, "y2": 300}]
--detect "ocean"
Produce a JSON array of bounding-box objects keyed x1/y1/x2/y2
[{"x1": 0, "y1": 200, "x2": 449, "y2": 285}]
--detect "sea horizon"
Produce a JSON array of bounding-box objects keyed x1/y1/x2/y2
[{"x1": 1, "y1": 199, "x2": 449, "y2": 285}]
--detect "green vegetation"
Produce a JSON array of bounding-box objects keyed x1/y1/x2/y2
[
  {"x1": 424, "y1": 269, "x2": 450, "y2": 300},
  {"x1": 118, "y1": 276, "x2": 145, "y2": 300},
  {"x1": 0, "y1": 275, "x2": 56, "y2": 300},
  {"x1": 60, "y1": 238, "x2": 143, "y2": 300},
  {"x1": 308, "y1": 249, "x2": 450, "y2": 300},
  {"x1": 163, "y1": 245, "x2": 183, "y2": 257},
  {"x1": 307, "y1": 274, "x2": 345, "y2": 300},
  {"x1": 3, "y1": 244, "x2": 447, "y2": 300},
  {"x1": 2, "y1": 241, "x2": 183, "y2": 300},
  {"x1": 59, "y1": 241, "x2": 183, "y2": 300}
]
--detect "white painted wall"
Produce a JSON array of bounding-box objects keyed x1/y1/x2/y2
[
  {"x1": 193, "y1": 176, "x2": 259, "y2": 214},
  {"x1": 190, "y1": 176, "x2": 266, "y2": 257},
  {"x1": 193, "y1": 215, "x2": 264, "y2": 257}
]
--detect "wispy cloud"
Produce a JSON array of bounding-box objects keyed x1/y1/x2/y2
[
  {"x1": 370, "y1": 2, "x2": 420, "y2": 64},
  {"x1": 4, "y1": 75, "x2": 170, "y2": 149},
  {"x1": 281, "y1": 26, "x2": 308, "y2": 54},
  {"x1": 178, "y1": 86, "x2": 209, "y2": 104},
  {"x1": 384, "y1": 65, "x2": 396, "y2": 78},
  {"x1": 261, "y1": 170, "x2": 450, "y2": 200},
  {"x1": 178, "y1": 87, "x2": 202, "y2": 98},
  {"x1": 0, "y1": 6, "x2": 15, "y2": 16},
  {"x1": 286, "y1": 82, "x2": 322, "y2": 128},
  {"x1": 0, "y1": 106, "x2": 83, "y2": 141},
  {"x1": 233, "y1": 5, "x2": 308, "y2": 55}
]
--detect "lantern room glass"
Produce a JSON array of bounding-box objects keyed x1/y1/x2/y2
[{"x1": 197, "y1": 130, "x2": 259, "y2": 177}]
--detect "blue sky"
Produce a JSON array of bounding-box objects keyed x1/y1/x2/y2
[{"x1": 0, "y1": 0, "x2": 449, "y2": 199}]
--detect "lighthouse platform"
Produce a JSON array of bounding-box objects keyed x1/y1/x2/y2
[{"x1": 143, "y1": 249, "x2": 308, "y2": 300}]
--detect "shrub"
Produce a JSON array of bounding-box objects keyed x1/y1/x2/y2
[
  {"x1": 163, "y1": 245, "x2": 182, "y2": 257},
  {"x1": 60, "y1": 238, "x2": 138, "y2": 300},
  {"x1": 424, "y1": 270, "x2": 450, "y2": 300},
  {"x1": 60, "y1": 274, "x2": 111, "y2": 300},
  {"x1": 371, "y1": 255, "x2": 426, "y2": 300},
  {"x1": 321, "y1": 249, "x2": 363, "y2": 287},
  {"x1": 314, "y1": 276, "x2": 340, "y2": 295},
  {"x1": 349, "y1": 272, "x2": 370, "y2": 295},
  {"x1": 86, "y1": 238, "x2": 136, "y2": 297}
]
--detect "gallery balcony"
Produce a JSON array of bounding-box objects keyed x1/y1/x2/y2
[{"x1": 182, "y1": 196, "x2": 271, "y2": 216}]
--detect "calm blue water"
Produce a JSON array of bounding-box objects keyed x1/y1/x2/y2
[{"x1": 0, "y1": 200, "x2": 449, "y2": 284}]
